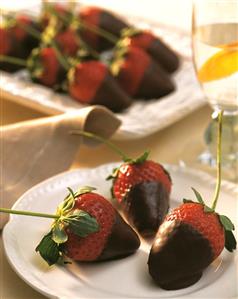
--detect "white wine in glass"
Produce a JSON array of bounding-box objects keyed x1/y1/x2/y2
[{"x1": 192, "y1": 0, "x2": 238, "y2": 180}]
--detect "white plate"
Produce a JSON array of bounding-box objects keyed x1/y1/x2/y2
[
  {"x1": 0, "y1": 12, "x2": 205, "y2": 140},
  {"x1": 3, "y1": 163, "x2": 238, "y2": 299}
]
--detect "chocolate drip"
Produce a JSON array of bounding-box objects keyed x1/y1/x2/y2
[
  {"x1": 92, "y1": 72, "x2": 132, "y2": 112},
  {"x1": 135, "y1": 61, "x2": 175, "y2": 99},
  {"x1": 148, "y1": 39, "x2": 180, "y2": 73},
  {"x1": 98, "y1": 212, "x2": 140, "y2": 261},
  {"x1": 148, "y1": 221, "x2": 213, "y2": 290},
  {"x1": 123, "y1": 181, "x2": 169, "y2": 238}
]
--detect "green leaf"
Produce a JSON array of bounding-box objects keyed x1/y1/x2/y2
[
  {"x1": 204, "y1": 206, "x2": 214, "y2": 213},
  {"x1": 67, "y1": 187, "x2": 76, "y2": 199},
  {"x1": 35, "y1": 232, "x2": 60, "y2": 266},
  {"x1": 67, "y1": 209, "x2": 99, "y2": 238},
  {"x1": 106, "y1": 167, "x2": 119, "y2": 181},
  {"x1": 191, "y1": 187, "x2": 205, "y2": 205},
  {"x1": 183, "y1": 198, "x2": 194, "y2": 204},
  {"x1": 219, "y1": 215, "x2": 235, "y2": 231},
  {"x1": 74, "y1": 186, "x2": 97, "y2": 197},
  {"x1": 224, "y1": 230, "x2": 237, "y2": 252},
  {"x1": 52, "y1": 222, "x2": 68, "y2": 244},
  {"x1": 126, "y1": 151, "x2": 150, "y2": 164}
]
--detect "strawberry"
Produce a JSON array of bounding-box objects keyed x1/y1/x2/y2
[
  {"x1": 34, "y1": 187, "x2": 140, "y2": 265},
  {"x1": 148, "y1": 195, "x2": 236, "y2": 290},
  {"x1": 0, "y1": 14, "x2": 40, "y2": 72},
  {"x1": 72, "y1": 131, "x2": 172, "y2": 238},
  {"x1": 79, "y1": 6, "x2": 128, "y2": 51},
  {"x1": 40, "y1": 3, "x2": 72, "y2": 30},
  {"x1": 10, "y1": 15, "x2": 40, "y2": 58},
  {"x1": 55, "y1": 27, "x2": 80, "y2": 57},
  {"x1": 148, "y1": 111, "x2": 236, "y2": 290},
  {"x1": 0, "y1": 27, "x2": 19, "y2": 72},
  {"x1": 109, "y1": 152, "x2": 172, "y2": 237},
  {"x1": 121, "y1": 28, "x2": 180, "y2": 73},
  {"x1": 111, "y1": 46, "x2": 175, "y2": 99},
  {"x1": 27, "y1": 47, "x2": 65, "y2": 89},
  {"x1": 68, "y1": 60, "x2": 132, "y2": 112}
]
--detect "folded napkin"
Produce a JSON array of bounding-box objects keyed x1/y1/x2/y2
[{"x1": 0, "y1": 105, "x2": 121, "y2": 229}]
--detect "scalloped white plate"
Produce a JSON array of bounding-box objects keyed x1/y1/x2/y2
[
  {"x1": 2, "y1": 163, "x2": 238, "y2": 299},
  {"x1": 0, "y1": 11, "x2": 205, "y2": 140}
]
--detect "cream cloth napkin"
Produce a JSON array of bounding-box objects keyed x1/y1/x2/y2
[{"x1": 0, "y1": 105, "x2": 121, "y2": 228}]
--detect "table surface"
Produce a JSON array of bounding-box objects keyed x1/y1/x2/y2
[{"x1": 0, "y1": 1, "x2": 216, "y2": 298}]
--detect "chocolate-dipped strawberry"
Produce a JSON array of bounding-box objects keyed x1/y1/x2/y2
[
  {"x1": 9, "y1": 14, "x2": 40, "y2": 58},
  {"x1": 111, "y1": 45, "x2": 175, "y2": 99},
  {"x1": 148, "y1": 111, "x2": 237, "y2": 290},
  {"x1": 121, "y1": 28, "x2": 180, "y2": 73},
  {"x1": 55, "y1": 27, "x2": 80, "y2": 57},
  {"x1": 27, "y1": 46, "x2": 66, "y2": 89},
  {"x1": 40, "y1": 3, "x2": 73, "y2": 30},
  {"x1": 68, "y1": 60, "x2": 132, "y2": 112},
  {"x1": 73, "y1": 131, "x2": 172, "y2": 238},
  {"x1": 0, "y1": 14, "x2": 39, "y2": 72},
  {"x1": 79, "y1": 6, "x2": 128, "y2": 51},
  {"x1": 0, "y1": 27, "x2": 20, "y2": 72},
  {"x1": 0, "y1": 187, "x2": 140, "y2": 265}
]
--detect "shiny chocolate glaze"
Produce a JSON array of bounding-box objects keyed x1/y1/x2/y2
[
  {"x1": 148, "y1": 38, "x2": 180, "y2": 73},
  {"x1": 148, "y1": 221, "x2": 213, "y2": 290},
  {"x1": 92, "y1": 72, "x2": 132, "y2": 112},
  {"x1": 135, "y1": 61, "x2": 175, "y2": 99},
  {"x1": 123, "y1": 181, "x2": 170, "y2": 238},
  {"x1": 98, "y1": 211, "x2": 141, "y2": 261}
]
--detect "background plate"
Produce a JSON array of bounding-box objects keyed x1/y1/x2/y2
[
  {"x1": 3, "y1": 163, "x2": 238, "y2": 299},
  {"x1": 0, "y1": 10, "x2": 205, "y2": 140}
]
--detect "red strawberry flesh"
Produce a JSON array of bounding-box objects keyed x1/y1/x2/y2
[
  {"x1": 117, "y1": 46, "x2": 150, "y2": 96},
  {"x1": 39, "y1": 47, "x2": 61, "y2": 87},
  {"x1": 64, "y1": 193, "x2": 115, "y2": 261},
  {"x1": 166, "y1": 203, "x2": 225, "y2": 258},
  {"x1": 113, "y1": 160, "x2": 172, "y2": 203},
  {"x1": 0, "y1": 28, "x2": 12, "y2": 55},
  {"x1": 55, "y1": 28, "x2": 79, "y2": 56},
  {"x1": 128, "y1": 30, "x2": 180, "y2": 73},
  {"x1": 69, "y1": 61, "x2": 107, "y2": 103}
]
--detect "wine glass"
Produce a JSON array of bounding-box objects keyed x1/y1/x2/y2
[{"x1": 192, "y1": 0, "x2": 238, "y2": 181}]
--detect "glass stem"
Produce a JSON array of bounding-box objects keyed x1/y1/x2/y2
[{"x1": 211, "y1": 110, "x2": 223, "y2": 210}]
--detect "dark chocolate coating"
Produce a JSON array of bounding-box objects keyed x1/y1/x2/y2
[
  {"x1": 135, "y1": 61, "x2": 175, "y2": 99},
  {"x1": 148, "y1": 221, "x2": 213, "y2": 290},
  {"x1": 21, "y1": 22, "x2": 40, "y2": 59},
  {"x1": 98, "y1": 211, "x2": 140, "y2": 261},
  {"x1": 148, "y1": 39, "x2": 180, "y2": 73},
  {"x1": 97, "y1": 11, "x2": 128, "y2": 51},
  {"x1": 92, "y1": 72, "x2": 132, "y2": 112},
  {"x1": 123, "y1": 181, "x2": 170, "y2": 237}
]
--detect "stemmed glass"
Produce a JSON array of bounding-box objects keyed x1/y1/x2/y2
[{"x1": 192, "y1": 0, "x2": 238, "y2": 181}]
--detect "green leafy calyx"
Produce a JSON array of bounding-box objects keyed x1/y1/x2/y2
[
  {"x1": 183, "y1": 187, "x2": 236, "y2": 252},
  {"x1": 36, "y1": 186, "x2": 99, "y2": 266}
]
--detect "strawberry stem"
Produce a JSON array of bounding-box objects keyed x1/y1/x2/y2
[
  {"x1": 71, "y1": 130, "x2": 129, "y2": 161},
  {"x1": 80, "y1": 21, "x2": 118, "y2": 44},
  {"x1": 211, "y1": 110, "x2": 223, "y2": 210},
  {"x1": 0, "y1": 207, "x2": 59, "y2": 219},
  {"x1": 0, "y1": 55, "x2": 26, "y2": 66},
  {"x1": 47, "y1": 4, "x2": 118, "y2": 44}
]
